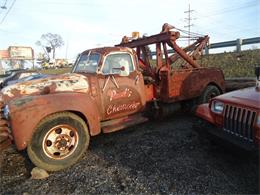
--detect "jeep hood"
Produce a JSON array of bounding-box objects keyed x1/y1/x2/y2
[
  {"x1": 1, "y1": 73, "x2": 89, "y2": 103},
  {"x1": 215, "y1": 87, "x2": 260, "y2": 109}
]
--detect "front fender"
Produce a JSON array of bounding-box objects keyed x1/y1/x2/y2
[
  {"x1": 195, "y1": 103, "x2": 214, "y2": 124},
  {"x1": 9, "y1": 92, "x2": 101, "y2": 150}
]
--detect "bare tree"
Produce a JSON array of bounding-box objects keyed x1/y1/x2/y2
[
  {"x1": 36, "y1": 33, "x2": 64, "y2": 60},
  {"x1": 35, "y1": 40, "x2": 50, "y2": 62}
]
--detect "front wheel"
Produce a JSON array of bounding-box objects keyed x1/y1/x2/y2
[{"x1": 27, "y1": 112, "x2": 90, "y2": 171}]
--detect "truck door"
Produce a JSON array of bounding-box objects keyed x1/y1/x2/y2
[{"x1": 98, "y1": 52, "x2": 146, "y2": 120}]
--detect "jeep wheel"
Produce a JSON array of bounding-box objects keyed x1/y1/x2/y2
[{"x1": 27, "y1": 112, "x2": 89, "y2": 172}]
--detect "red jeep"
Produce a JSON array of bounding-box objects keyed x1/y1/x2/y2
[{"x1": 194, "y1": 67, "x2": 260, "y2": 150}]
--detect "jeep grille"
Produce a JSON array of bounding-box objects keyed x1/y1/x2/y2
[{"x1": 223, "y1": 105, "x2": 256, "y2": 142}]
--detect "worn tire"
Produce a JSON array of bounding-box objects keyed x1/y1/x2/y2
[
  {"x1": 199, "y1": 85, "x2": 221, "y2": 104},
  {"x1": 27, "y1": 112, "x2": 90, "y2": 172}
]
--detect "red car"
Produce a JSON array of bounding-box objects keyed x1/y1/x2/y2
[{"x1": 194, "y1": 67, "x2": 260, "y2": 150}]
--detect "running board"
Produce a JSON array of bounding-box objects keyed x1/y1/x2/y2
[{"x1": 101, "y1": 114, "x2": 148, "y2": 133}]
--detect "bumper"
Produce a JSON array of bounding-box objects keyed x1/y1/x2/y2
[{"x1": 193, "y1": 118, "x2": 259, "y2": 151}]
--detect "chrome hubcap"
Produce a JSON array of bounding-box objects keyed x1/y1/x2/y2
[{"x1": 43, "y1": 124, "x2": 79, "y2": 159}]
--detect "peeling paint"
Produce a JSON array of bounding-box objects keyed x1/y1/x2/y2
[
  {"x1": 13, "y1": 96, "x2": 33, "y2": 107},
  {"x1": 1, "y1": 73, "x2": 89, "y2": 101}
]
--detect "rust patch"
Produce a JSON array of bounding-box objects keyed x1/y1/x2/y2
[
  {"x1": 160, "y1": 68, "x2": 225, "y2": 102},
  {"x1": 0, "y1": 139, "x2": 12, "y2": 151},
  {"x1": 12, "y1": 96, "x2": 33, "y2": 107},
  {"x1": 1, "y1": 73, "x2": 89, "y2": 102}
]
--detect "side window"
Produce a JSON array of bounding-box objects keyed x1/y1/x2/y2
[{"x1": 102, "y1": 53, "x2": 134, "y2": 75}]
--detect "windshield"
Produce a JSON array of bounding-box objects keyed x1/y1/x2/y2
[{"x1": 73, "y1": 52, "x2": 100, "y2": 73}]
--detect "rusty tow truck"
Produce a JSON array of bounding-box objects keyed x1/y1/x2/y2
[
  {"x1": 0, "y1": 24, "x2": 225, "y2": 171},
  {"x1": 194, "y1": 67, "x2": 260, "y2": 150}
]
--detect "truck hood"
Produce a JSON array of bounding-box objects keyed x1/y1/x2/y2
[
  {"x1": 1, "y1": 73, "x2": 89, "y2": 103},
  {"x1": 214, "y1": 87, "x2": 260, "y2": 109}
]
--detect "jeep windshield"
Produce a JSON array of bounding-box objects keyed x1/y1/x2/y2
[{"x1": 73, "y1": 51, "x2": 100, "y2": 73}]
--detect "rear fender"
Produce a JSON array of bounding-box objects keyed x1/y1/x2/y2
[
  {"x1": 197, "y1": 69, "x2": 225, "y2": 96},
  {"x1": 9, "y1": 93, "x2": 101, "y2": 150}
]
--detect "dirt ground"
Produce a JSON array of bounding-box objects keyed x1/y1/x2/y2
[{"x1": 0, "y1": 113, "x2": 259, "y2": 194}]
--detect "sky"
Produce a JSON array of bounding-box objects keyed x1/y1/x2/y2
[{"x1": 0, "y1": 0, "x2": 259, "y2": 60}]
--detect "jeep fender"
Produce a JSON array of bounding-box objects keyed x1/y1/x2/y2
[{"x1": 195, "y1": 103, "x2": 214, "y2": 124}]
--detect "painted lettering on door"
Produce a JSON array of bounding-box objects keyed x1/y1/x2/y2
[
  {"x1": 107, "y1": 88, "x2": 132, "y2": 101},
  {"x1": 106, "y1": 101, "x2": 140, "y2": 115}
]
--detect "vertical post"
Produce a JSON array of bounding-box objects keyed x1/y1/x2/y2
[
  {"x1": 163, "y1": 42, "x2": 170, "y2": 68},
  {"x1": 236, "y1": 38, "x2": 242, "y2": 53},
  {"x1": 205, "y1": 46, "x2": 209, "y2": 55},
  {"x1": 188, "y1": 4, "x2": 190, "y2": 45},
  {"x1": 65, "y1": 37, "x2": 69, "y2": 59},
  {"x1": 0, "y1": 60, "x2": 3, "y2": 74},
  {"x1": 156, "y1": 43, "x2": 163, "y2": 69}
]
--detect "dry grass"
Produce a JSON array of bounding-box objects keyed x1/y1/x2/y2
[
  {"x1": 40, "y1": 49, "x2": 260, "y2": 78},
  {"x1": 39, "y1": 67, "x2": 71, "y2": 74},
  {"x1": 200, "y1": 49, "x2": 260, "y2": 78}
]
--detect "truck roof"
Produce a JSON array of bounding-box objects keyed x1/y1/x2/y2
[{"x1": 81, "y1": 47, "x2": 134, "y2": 56}]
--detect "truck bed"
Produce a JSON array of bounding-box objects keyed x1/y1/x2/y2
[{"x1": 159, "y1": 67, "x2": 225, "y2": 103}]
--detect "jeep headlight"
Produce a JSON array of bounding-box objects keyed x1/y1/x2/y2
[
  {"x1": 257, "y1": 114, "x2": 260, "y2": 127},
  {"x1": 3, "y1": 105, "x2": 9, "y2": 119},
  {"x1": 211, "y1": 101, "x2": 224, "y2": 114}
]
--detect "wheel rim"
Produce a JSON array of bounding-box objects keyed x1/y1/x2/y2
[{"x1": 42, "y1": 124, "x2": 79, "y2": 160}]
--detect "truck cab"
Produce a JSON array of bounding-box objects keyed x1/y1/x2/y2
[{"x1": 72, "y1": 47, "x2": 146, "y2": 121}]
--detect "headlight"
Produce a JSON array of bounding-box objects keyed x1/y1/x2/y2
[
  {"x1": 3, "y1": 105, "x2": 9, "y2": 119},
  {"x1": 257, "y1": 114, "x2": 260, "y2": 127},
  {"x1": 211, "y1": 101, "x2": 224, "y2": 114}
]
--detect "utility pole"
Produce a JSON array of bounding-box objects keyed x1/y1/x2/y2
[
  {"x1": 65, "y1": 38, "x2": 69, "y2": 59},
  {"x1": 0, "y1": 0, "x2": 7, "y2": 10},
  {"x1": 184, "y1": 4, "x2": 194, "y2": 45}
]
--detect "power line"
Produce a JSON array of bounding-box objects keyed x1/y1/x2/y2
[
  {"x1": 0, "y1": 0, "x2": 16, "y2": 25},
  {"x1": 188, "y1": 1, "x2": 258, "y2": 38},
  {"x1": 196, "y1": 1, "x2": 257, "y2": 19}
]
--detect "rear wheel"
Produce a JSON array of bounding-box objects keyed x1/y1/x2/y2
[
  {"x1": 27, "y1": 112, "x2": 89, "y2": 171},
  {"x1": 199, "y1": 85, "x2": 221, "y2": 104}
]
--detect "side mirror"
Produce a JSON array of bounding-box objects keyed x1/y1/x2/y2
[
  {"x1": 255, "y1": 67, "x2": 260, "y2": 81},
  {"x1": 113, "y1": 66, "x2": 130, "y2": 77}
]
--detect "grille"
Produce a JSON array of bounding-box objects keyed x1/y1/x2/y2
[
  {"x1": 0, "y1": 101, "x2": 12, "y2": 149},
  {"x1": 223, "y1": 105, "x2": 256, "y2": 142}
]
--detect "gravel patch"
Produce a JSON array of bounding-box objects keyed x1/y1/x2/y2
[{"x1": 0, "y1": 113, "x2": 259, "y2": 194}]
